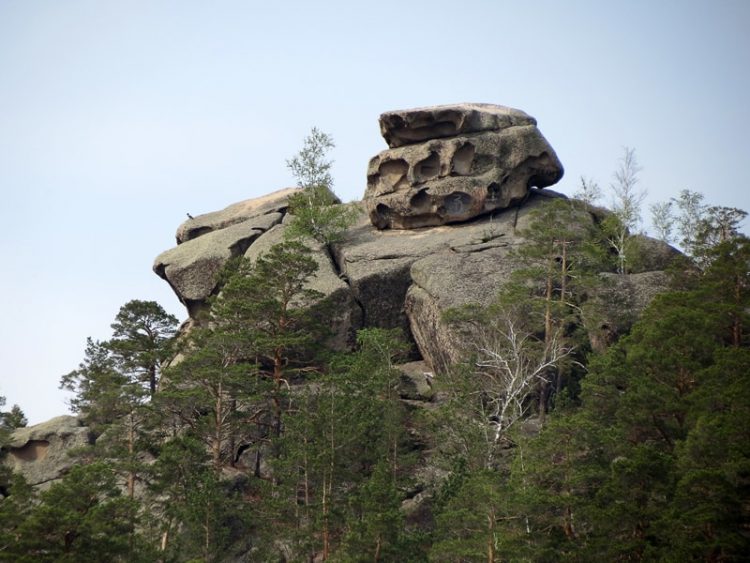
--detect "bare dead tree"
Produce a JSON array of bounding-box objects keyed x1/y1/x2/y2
[{"x1": 471, "y1": 307, "x2": 574, "y2": 467}]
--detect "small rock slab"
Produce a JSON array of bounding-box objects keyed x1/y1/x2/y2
[
  {"x1": 177, "y1": 187, "x2": 300, "y2": 244},
  {"x1": 380, "y1": 103, "x2": 536, "y2": 148}
]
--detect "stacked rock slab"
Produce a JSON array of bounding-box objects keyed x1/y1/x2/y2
[{"x1": 364, "y1": 103, "x2": 564, "y2": 229}]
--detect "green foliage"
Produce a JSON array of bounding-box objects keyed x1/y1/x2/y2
[
  {"x1": 107, "y1": 299, "x2": 179, "y2": 397},
  {"x1": 431, "y1": 469, "x2": 511, "y2": 562},
  {"x1": 147, "y1": 436, "x2": 252, "y2": 562},
  {"x1": 287, "y1": 127, "x2": 335, "y2": 190},
  {"x1": 498, "y1": 232, "x2": 750, "y2": 560},
  {"x1": 285, "y1": 127, "x2": 360, "y2": 245},
  {"x1": 285, "y1": 186, "x2": 362, "y2": 245},
  {"x1": 60, "y1": 300, "x2": 178, "y2": 431},
  {"x1": 0, "y1": 396, "x2": 27, "y2": 432},
  {"x1": 255, "y1": 328, "x2": 419, "y2": 561},
  {"x1": 7, "y1": 462, "x2": 150, "y2": 562}
]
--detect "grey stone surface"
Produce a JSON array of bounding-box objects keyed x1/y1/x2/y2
[
  {"x1": 629, "y1": 234, "x2": 681, "y2": 273},
  {"x1": 154, "y1": 184, "x2": 679, "y2": 370},
  {"x1": 396, "y1": 361, "x2": 436, "y2": 402},
  {"x1": 365, "y1": 104, "x2": 563, "y2": 229},
  {"x1": 583, "y1": 271, "x2": 672, "y2": 353},
  {"x1": 333, "y1": 191, "x2": 564, "y2": 354},
  {"x1": 3, "y1": 415, "x2": 91, "y2": 489},
  {"x1": 379, "y1": 103, "x2": 537, "y2": 148},
  {"x1": 405, "y1": 247, "x2": 522, "y2": 373}
]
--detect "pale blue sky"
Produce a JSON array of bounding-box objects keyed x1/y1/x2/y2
[{"x1": 1, "y1": 0, "x2": 748, "y2": 424}]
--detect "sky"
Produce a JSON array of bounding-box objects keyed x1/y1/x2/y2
[{"x1": 1, "y1": 0, "x2": 748, "y2": 425}]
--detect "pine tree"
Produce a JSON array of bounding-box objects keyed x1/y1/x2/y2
[
  {"x1": 107, "y1": 299, "x2": 178, "y2": 397},
  {"x1": 146, "y1": 436, "x2": 250, "y2": 562},
  {"x1": 60, "y1": 300, "x2": 178, "y2": 499},
  {"x1": 11, "y1": 462, "x2": 149, "y2": 562}
]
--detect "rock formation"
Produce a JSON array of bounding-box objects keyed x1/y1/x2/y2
[
  {"x1": 149, "y1": 104, "x2": 678, "y2": 374},
  {"x1": 364, "y1": 103, "x2": 564, "y2": 229},
  {"x1": 154, "y1": 188, "x2": 678, "y2": 375},
  {"x1": 6, "y1": 104, "x2": 684, "y2": 512}
]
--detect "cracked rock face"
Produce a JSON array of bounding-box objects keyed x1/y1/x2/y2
[{"x1": 365, "y1": 103, "x2": 564, "y2": 229}]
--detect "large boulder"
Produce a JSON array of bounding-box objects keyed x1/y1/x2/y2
[
  {"x1": 364, "y1": 103, "x2": 564, "y2": 229},
  {"x1": 331, "y1": 191, "x2": 561, "y2": 359},
  {"x1": 2, "y1": 416, "x2": 91, "y2": 489},
  {"x1": 583, "y1": 271, "x2": 673, "y2": 353}
]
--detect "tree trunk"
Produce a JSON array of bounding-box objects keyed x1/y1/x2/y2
[
  {"x1": 213, "y1": 379, "x2": 223, "y2": 472},
  {"x1": 127, "y1": 414, "x2": 135, "y2": 499},
  {"x1": 273, "y1": 347, "x2": 283, "y2": 438},
  {"x1": 487, "y1": 508, "x2": 496, "y2": 563},
  {"x1": 539, "y1": 268, "x2": 554, "y2": 421},
  {"x1": 322, "y1": 473, "x2": 330, "y2": 560}
]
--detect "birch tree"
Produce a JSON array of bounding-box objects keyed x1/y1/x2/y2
[
  {"x1": 603, "y1": 147, "x2": 646, "y2": 274},
  {"x1": 285, "y1": 127, "x2": 360, "y2": 246}
]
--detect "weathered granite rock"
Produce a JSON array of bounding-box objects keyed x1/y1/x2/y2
[
  {"x1": 177, "y1": 187, "x2": 301, "y2": 244},
  {"x1": 244, "y1": 224, "x2": 363, "y2": 350},
  {"x1": 2, "y1": 416, "x2": 91, "y2": 489},
  {"x1": 154, "y1": 186, "x2": 679, "y2": 372},
  {"x1": 405, "y1": 248, "x2": 520, "y2": 373},
  {"x1": 629, "y1": 235, "x2": 681, "y2": 273},
  {"x1": 154, "y1": 218, "x2": 277, "y2": 316},
  {"x1": 332, "y1": 190, "x2": 562, "y2": 354},
  {"x1": 379, "y1": 103, "x2": 537, "y2": 148},
  {"x1": 155, "y1": 188, "x2": 345, "y2": 317},
  {"x1": 154, "y1": 190, "x2": 304, "y2": 315},
  {"x1": 365, "y1": 104, "x2": 563, "y2": 229}
]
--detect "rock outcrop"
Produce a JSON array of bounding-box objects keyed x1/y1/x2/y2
[
  {"x1": 154, "y1": 189, "x2": 678, "y2": 375},
  {"x1": 2, "y1": 416, "x2": 92, "y2": 489},
  {"x1": 364, "y1": 103, "x2": 564, "y2": 229},
  {"x1": 153, "y1": 188, "x2": 301, "y2": 316}
]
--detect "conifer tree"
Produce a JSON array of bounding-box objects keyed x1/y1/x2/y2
[
  {"x1": 107, "y1": 299, "x2": 178, "y2": 397},
  {"x1": 11, "y1": 462, "x2": 149, "y2": 562}
]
